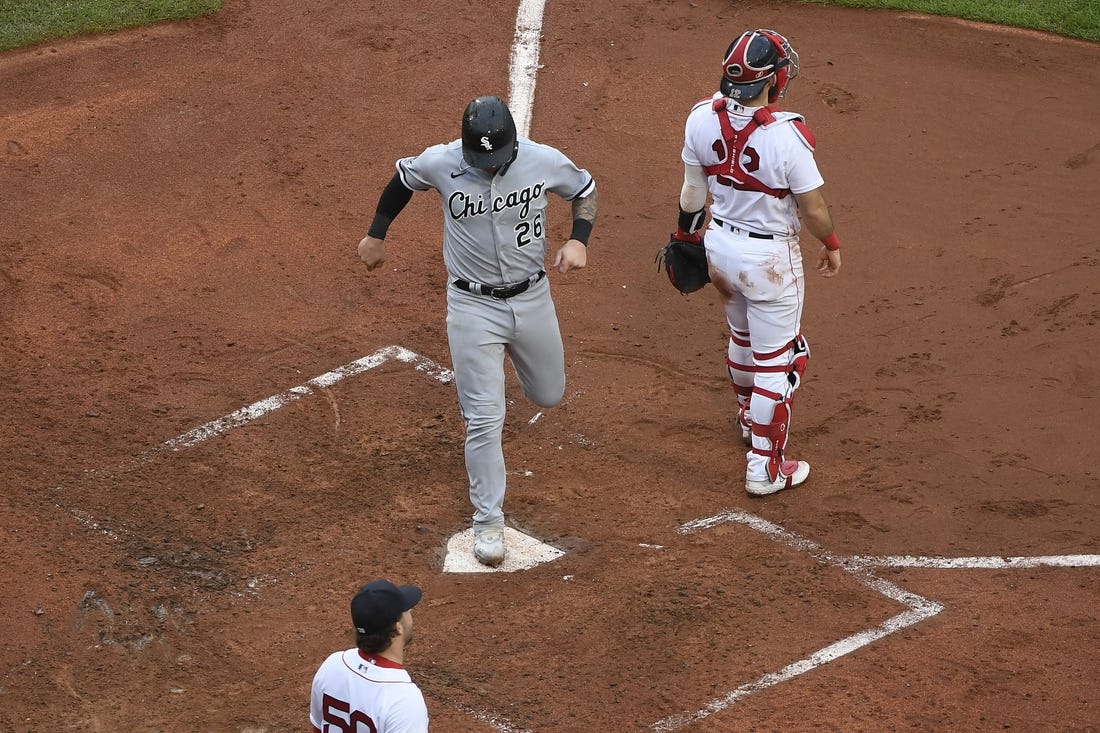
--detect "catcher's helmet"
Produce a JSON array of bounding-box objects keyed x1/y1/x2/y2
[
  {"x1": 461, "y1": 95, "x2": 518, "y2": 171},
  {"x1": 719, "y1": 29, "x2": 799, "y2": 103}
]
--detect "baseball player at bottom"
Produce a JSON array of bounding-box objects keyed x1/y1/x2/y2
[
  {"x1": 673, "y1": 29, "x2": 843, "y2": 496},
  {"x1": 309, "y1": 579, "x2": 428, "y2": 732},
  {"x1": 358, "y1": 96, "x2": 598, "y2": 566}
]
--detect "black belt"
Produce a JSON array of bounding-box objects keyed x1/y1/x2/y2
[
  {"x1": 713, "y1": 219, "x2": 774, "y2": 239},
  {"x1": 452, "y1": 270, "x2": 546, "y2": 300}
]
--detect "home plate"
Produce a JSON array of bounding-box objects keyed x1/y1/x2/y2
[{"x1": 443, "y1": 526, "x2": 565, "y2": 573}]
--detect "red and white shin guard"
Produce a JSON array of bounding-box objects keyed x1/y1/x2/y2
[
  {"x1": 748, "y1": 334, "x2": 811, "y2": 486},
  {"x1": 751, "y1": 388, "x2": 794, "y2": 482}
]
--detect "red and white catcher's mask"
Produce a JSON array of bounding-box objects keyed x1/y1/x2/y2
[{"x1": 719, "y1": 29, "x2": 800, "y2": 104}]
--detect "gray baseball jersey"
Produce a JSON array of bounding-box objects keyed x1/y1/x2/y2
[{"x1": 396, "y1": 137, "x2": 594, "y2": 285}]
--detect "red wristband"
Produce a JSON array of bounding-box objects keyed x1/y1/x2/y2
[
  {"x1": 821, "y1": 232, "x2": 841, "y2": 251},
  {"x1": 673, "y1": 227, "x2": 702, "y2": 245}
]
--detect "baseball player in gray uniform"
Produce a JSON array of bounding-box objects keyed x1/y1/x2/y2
[{"x1": 358, "y1": 96, "x2": 598, "y2": 567}]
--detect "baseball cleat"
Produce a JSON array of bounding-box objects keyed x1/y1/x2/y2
[
  {"x1": 745, "y1": 460, "x2": 810, "y2": 496},
  {"x1": 473, "y1": 528, "x2": 505, "y2": 567}
]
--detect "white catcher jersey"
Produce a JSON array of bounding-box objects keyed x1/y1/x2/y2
[
  {"x1": 682, "y1": 93, "x2": 824, "y2": 236},
  {"x1": 309, "y1": 649, "x2": 429, "y2": 733},
  {"x1": 397, "y1": 137, "x2": 595, "y2": 285}
]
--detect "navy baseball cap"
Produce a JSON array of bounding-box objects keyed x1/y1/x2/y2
[{"x1": 351, "y1": 579, "x2": 422, "y2": 635}]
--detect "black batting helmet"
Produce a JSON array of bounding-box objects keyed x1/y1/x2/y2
[
  {"x1": 719, "y1": 29, "x2": 799, "y2": 103},
  {"x1": 461, "y1": 96, "x2": 518, "y2": 170}
]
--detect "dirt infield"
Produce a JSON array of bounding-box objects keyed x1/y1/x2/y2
[{"x1": 2, "y1": 1, "x2": 1098, "y2": 731}]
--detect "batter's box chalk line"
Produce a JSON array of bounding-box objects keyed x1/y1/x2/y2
[
  {"x1": 59, "y1": 346, "x2": 458, "y2": 600},
  {"x1": 650, "y1": 510, "x2": 1100, "y2": 732},
  {"x1": 156, "y1": 345, "x2": 454, "y2": 452}
]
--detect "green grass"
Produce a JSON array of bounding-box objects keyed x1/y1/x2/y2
[
  {"x1": 0, "y1": 0, "x2": 1096, "y2": 52},
  {"x1": 798, "y1": 0, "x2": 1100, "y2": 41},
  {"x1": 0, "y1": 0, "x2": 222, "y2": 52}
]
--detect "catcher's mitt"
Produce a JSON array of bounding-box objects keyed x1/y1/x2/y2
[{"x1": 656, "y1": 232, "x2": 710, "y2": 294}]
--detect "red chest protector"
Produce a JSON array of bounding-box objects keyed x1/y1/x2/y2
[{"x1": 701, "y1": 97, "x2": 791, "y2": 199}]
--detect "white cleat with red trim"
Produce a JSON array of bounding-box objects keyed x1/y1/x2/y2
[{"x1": 745, "y1": 460, "x2": 810, "y2": 496}]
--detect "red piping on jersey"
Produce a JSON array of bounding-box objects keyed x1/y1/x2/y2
[{"x1": 702, "y1": 98, "x2": 791, "y2": 199}]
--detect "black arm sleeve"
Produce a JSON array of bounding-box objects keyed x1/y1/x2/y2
[{"x1": 366, "y1": 172, "x2": 415, "y2": 239}]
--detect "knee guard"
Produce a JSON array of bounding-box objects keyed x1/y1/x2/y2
[
  {"x1": 787, "y1": 333, "x2": 810, "y2": 390},
  {"x1": 749, "y1": 334, "x2": 811, "y2": 482},
  {"x1": 752, "y1": 333, "x2": 810, "y2": 389}
]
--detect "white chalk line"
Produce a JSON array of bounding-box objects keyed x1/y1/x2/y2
[
  {"x1": 678, "y1": 511, "x2": 1100, "y2": 572},
  {"x1": 652, "y1": 606, "x2": 938, "y2": 733},
  {"x1": 452, "y1": 705, "x2": 532, "y2": 733},
  {"x1": 652, "y1": 509, "x2": 1097, "y2": 731},
  {"x1": 853, "y1": 554, "x2": 1100, "y2": 569},
  {"x1": 67, "y1": 507, "x2": 122, "y2": 541},
  {"x1": 157, "y1": 345, "x2": 453, "y2": 452},
  {"x1": 508, "y1": 0, "x2": 546, "y2": 138},
  {"x1": 64, "y1": 345, "x2": 451, "y2": 523}
]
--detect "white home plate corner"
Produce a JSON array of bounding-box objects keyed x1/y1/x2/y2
[{"x1": 444, "y1": 527, "x2": 564, "y2": 574}]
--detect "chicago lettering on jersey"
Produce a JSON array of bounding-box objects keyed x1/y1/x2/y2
[{"x1": 447, "y1": 181, "x2": 546, "y2": 221}]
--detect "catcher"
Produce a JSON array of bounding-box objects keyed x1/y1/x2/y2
[{"x1": 663, "y1": 28, "x2": 843, "y2": 496}]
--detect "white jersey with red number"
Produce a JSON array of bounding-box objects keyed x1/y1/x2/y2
[
  {"x1": 310, "y1": 649, "x2": 429, "y2": 733},
  {"x1": 682, "y1": 92, "x2": 823, "y2": 237}
]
